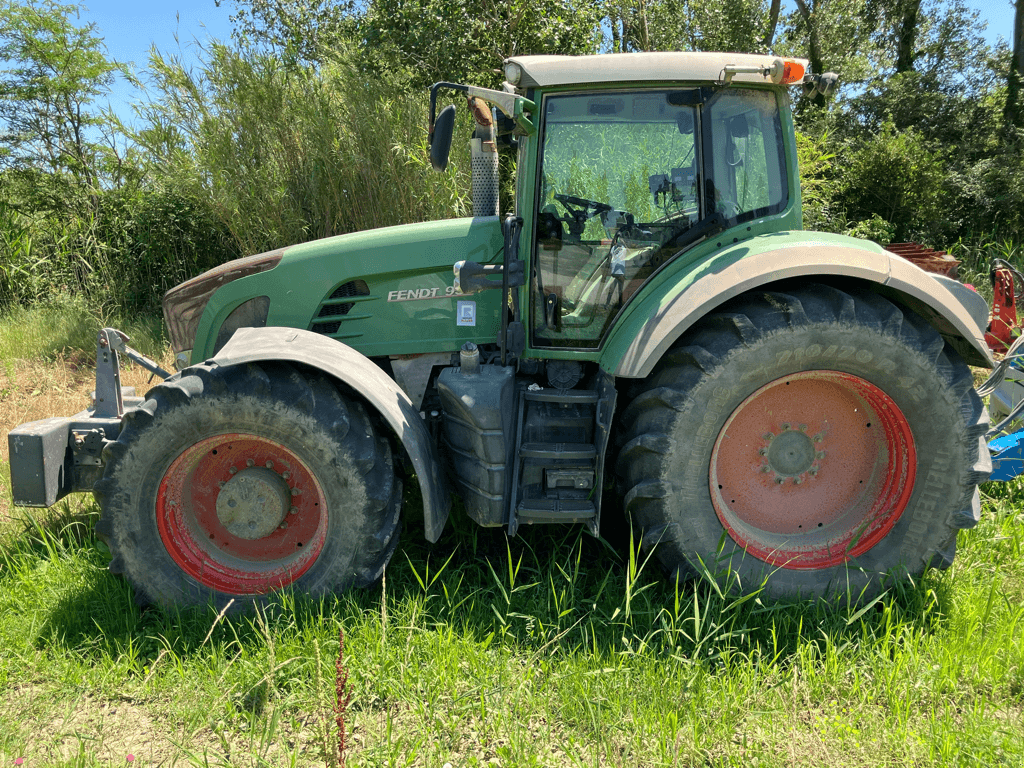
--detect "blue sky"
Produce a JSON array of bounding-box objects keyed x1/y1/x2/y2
[{"x1": 75, "y1": 0, "x2": 1017, "y2": 124}]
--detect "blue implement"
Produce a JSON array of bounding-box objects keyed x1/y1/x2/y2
[{"x1": 989, "y1": 430, "x2": 1024, "y2": 481}]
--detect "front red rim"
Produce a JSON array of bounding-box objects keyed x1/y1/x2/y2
[
  {"x1": 156, "y1": 434, "x2": 329, "y2": 595},
  {"x1": 709, "y1": 371, "x2": 916, "y2": 570}
]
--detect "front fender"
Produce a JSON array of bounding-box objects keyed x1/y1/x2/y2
[
  {"x1": 214, "y1": 327, "x2": 450, "y2": 542},
  {"x1": 602, "y1": 234, "x2": 993, "y2": 378}
]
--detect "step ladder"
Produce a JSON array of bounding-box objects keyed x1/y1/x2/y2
[{"x1": 507, "y1": 374, "x2": 616, "y2": 536}]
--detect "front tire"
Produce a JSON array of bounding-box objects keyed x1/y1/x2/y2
[
  {"x1": 618, "y1": 283, "x2": 990, "y2": 600},
  {"x1": 94, "y1": 361, "x2": 401, "y2": 611}
]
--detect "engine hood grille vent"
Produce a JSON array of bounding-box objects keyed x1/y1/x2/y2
[{"x1": 310, "y1": 280, "x2": 371, "y2": 338}]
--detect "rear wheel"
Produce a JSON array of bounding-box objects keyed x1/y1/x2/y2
[
  {"x1": 618, "y1": 283, "x2": 990, "y2": 600},
  {"x1": 94, "y1": 361, "x2": 401, "y2": 611}
]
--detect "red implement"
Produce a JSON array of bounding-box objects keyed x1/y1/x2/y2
[{"x1": 986, "y1": 267, "x2": 1018, "y2": 354}]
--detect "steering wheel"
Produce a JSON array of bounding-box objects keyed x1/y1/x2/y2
[{"x1": 555, "y1": 194, "x2": 612, "y2": 237}]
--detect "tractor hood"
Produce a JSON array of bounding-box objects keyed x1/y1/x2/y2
[{"x1": 185, "y1": 216, "x2": 506, "y2": 362}]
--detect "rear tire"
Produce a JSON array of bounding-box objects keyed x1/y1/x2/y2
[
  {"x1": 94, "y1": 361, "x2": 401, "y2": 611},
  {"x1": 617, "y1": 283, "x2": 990, "y2": 601}
]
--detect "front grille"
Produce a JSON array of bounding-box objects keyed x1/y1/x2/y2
[
  {"x1": 317, "y1": 303, "x2": 353, "y2": 318},
  {"x1": 330, "y1": 280, "x2": 369, "y2": 300},
  {"x1": 311, "y1": 280, "x2": 371, "y2": 336},
  {"x1": 311, "y1": 320, "x2": 342, "y2": 335}
]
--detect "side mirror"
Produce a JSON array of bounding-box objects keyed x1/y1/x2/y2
[
  {"x1": 803, "y1": 72, "x2": 839, "y2": 99},
  {"x1": 429, "y1": 104, "x2": 456, "y2": 172}
]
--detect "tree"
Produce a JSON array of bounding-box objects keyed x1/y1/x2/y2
[
  {"x1": 1007, "y1": 0, "x2": 1024, "y2": 130},
  {"x1": 0, "y1": 0, "x2": 126, "y2": 194},
  {"x1": 362, "y1": 0, "x2": 601, "y2": 88},
  {"x1": 605, "y1": 0, "x2": 778, "y2": 54},
  {"x1": 220, "y1": 0, "x2": 359, "y2": 68},
  {"x1": 225, "y1": 0, "x2": 601, "y2": 89},
  {"x1": 785, "y1": 0, "x2": 874, "y2": 104}
]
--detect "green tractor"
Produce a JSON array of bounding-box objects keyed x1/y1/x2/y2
[{"x1": 8, "y1": 52, "x2": 993, "y2": 610}]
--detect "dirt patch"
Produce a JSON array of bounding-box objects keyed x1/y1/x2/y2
[
  {"x1": 0, "y1": 684, "x2": 332, "y2": 767},
  {"x1": 2, "y1": 685, "x2": 195, "y2": 766},
  {"x1": 1, "y1": 354, "x2": 173, "y2": 523}
]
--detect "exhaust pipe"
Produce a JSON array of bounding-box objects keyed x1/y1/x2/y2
[{"x1": 468, "y1": 97, "x2": 499, "y2": 218}]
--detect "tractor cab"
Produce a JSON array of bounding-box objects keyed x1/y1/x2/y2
[{"x1": 428, "y1": 52, "x2": 820, "y2": 359}]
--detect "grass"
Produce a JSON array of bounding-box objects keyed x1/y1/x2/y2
[
  {"x1": 0, "y1": 295, "x2": 166, "y2": 363},
  {"x1": 1, "y1": 322, "x2": 1024, "y2": 766},
  {"x1": 1, "y1": 485, "x2": 1023, "y2": 766},
  {"x1": 948, "y1": 235, "x2": 1024, "y2": 306}
]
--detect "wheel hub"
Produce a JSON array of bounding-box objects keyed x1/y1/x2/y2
[
  {"x1": 765, "y1": 428, "x2": 817, "y2": 477},
  {"x1": 215, "y1": 466, "x2": 291, "y2": 540},
  {"x1": 710, "y1": 371, "x2": 916, "y2": 570},
  {"x1": 156, "y1": 433, "x2": 330, "y2": 595}
]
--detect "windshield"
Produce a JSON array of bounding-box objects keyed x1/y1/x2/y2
[{"x1": 532, "y1": 87, "x2": 788, "y2": 349}]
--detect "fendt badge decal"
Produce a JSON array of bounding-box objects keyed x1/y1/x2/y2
[{"x1": 386, "y1": 285, "x2": 459, "y2": 302}]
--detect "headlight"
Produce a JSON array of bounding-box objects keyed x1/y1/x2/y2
[{"x1": 162, "y1": 248, "x2": 283, "y2": 353}]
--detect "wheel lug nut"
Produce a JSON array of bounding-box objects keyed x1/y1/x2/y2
[
  {"x1": 813, "y1": 434, "x2": 823, "y2": 443},
  {"x1": 246, "y1": 459, "x2": 255, "y2": 467},
  {"x1": 291, "y1": 488, "x2": 301, "y2": 496},
  {"x1": 775, "y1": 477, "x2": 785, "y2": 484},
  {"x1": 281, "y1": 472, "x2": 290, "y2": 480},
  {"x1": 218, "y1": 481, "x2": 226, "y2": 489},
  {"x1": 781, "y1": 423, "x2": 790, "y2": 431},
  {"x1": 229, "y1": 466, "x2": 238, "y2": 474},
  {"x1": 279, "y1": 522, "x2": 287, "y2": 530},
  {"x1": 289, "y1": 506, "x2": 298, "y2": 515},
  {"x1": 763, "y1": 433, "x2": 774, "y2": 441},
  {"x1": 816, "y1": 451, "x2": 826, "y2": 459},
  {"x1": 758, "y1": 448, "x2": 768, "y2": 456},
  {"x1": 265, "y1": 460, "x2": 274, "y2": 469},
  {"x1": 794, "y1": 477, "x2": 803, "y2": 485}
]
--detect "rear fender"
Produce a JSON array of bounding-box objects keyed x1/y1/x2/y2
[
  {"x1": 602, "y1": 239, "x2": 994, "y2": 378},
  {"x1": 213, "y1": 327, "x2": 450, "y2": 542}
]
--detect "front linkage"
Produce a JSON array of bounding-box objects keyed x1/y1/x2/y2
[{"x1": 8, "y1": 328, "x2": 169, "y2": 508}]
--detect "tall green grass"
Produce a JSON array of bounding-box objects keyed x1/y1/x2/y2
[
  {"x1": 140, "y1": 45, "x2": 472, "y2": 259},
  {"x1": 0, "y1": 295, "x2": 165, "y2": 362},
  {"x1": 1, "y1": 44, "x2": 474, "y2": 324},
  {"x1": 949, "y1": 234, "x2": 1024, "y2": 304},
  {"x1": 1, "y1": 489, "x2": 1023, "y2": 766}
]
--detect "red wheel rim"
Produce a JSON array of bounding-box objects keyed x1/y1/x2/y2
[
  {"x1": 709, "y1": 371, "x2": 916, "y2": 570},
  {"x1": 156, "y1": 433, "x2": 329, "y2": 595}
]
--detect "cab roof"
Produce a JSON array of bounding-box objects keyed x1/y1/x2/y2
[{"x1": 505, "y1": 52, "x2": 808, "y2": 90}]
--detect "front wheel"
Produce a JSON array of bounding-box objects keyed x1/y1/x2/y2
[
  {"x1": 94, "y1": 361, "x2": 401, "y2": 611},
  {"x1": 617, "y1": 283, "x2": 990, "y2": 601}
]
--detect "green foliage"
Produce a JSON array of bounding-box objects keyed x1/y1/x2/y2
[
  {"x1": 779, "y1": 0, "x2": 875, "y2": 89},
  {"x1": 846, "y1": 213, "x2": 896, "y2": 244},
  {"x1": 0, "y1": 293, "x2": 165, "y2": 360},
  {"x1": 833, "y1": 122, "x2": 946, "y2": 242},
  {"x1": 795, "y1": 129, "x2": 840, "y2": 232},
  {"x1": 0, "y1": 0, "x2": 128, "y2": 187},
  {"x1": 949, "y1": 129, "x2": 1024, "y2": 240},
  {"x1": 361, "y1": 0, "x2": 601, "y2": 88},
  {"x1": 948, "y1": 234, "x2": 1023, "y2": 296},
  {"x1": 2, "y1": 490, "x2": 1024, "y2": 763},
  {"x1": 0, "y1": 0, "x2": 1021, "y2": 325},
  {"x1": 224, "y1": 0, "x2": 359, "y2": 67},
  {"x1": 608, "y1": 0, "x2": 778, "y2": 54},
  {"x1": 139, "y1": 44, "x2": 471, "y2": 257},
  {"x1": 227, "y1": 0, "x2": 601, "y2": 89}
]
